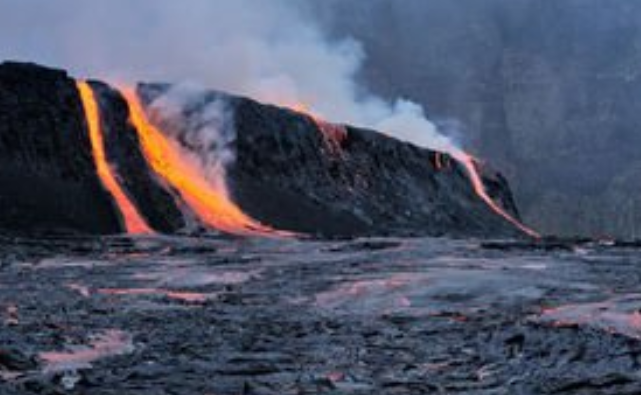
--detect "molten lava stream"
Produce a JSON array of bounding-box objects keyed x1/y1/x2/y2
[
  {"x1": 454, "y1": 152, "x2": 540, "y2": 238},
  {"x1": 120, "y1": 87, "x2": 293, "y2": 238},
  {"x1": 76, "y1": 81, "x2": 153, "y2": 235}
]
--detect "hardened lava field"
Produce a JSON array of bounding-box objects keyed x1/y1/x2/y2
[{"x1": 2, "y1": 235, "x2": 641, "y2": 394}]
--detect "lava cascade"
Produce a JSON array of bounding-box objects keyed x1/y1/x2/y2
[
  {"x1": 315, "y1": 120, "x2": 348, "y2": 155},
  {"x1": 289, "y1": 104, "x2": 347, "y2": 154},
  {"x1": 76, "y1": 81, "x2": 153, "y2": 235},
  {"x1": 290, "y1": 103, "x2": 538, "y2": 238},
  {"x1": 120, "y1": 87, "x2": 292, "y2": 237},
  {"x1": 454, "y1": 152, "x2": 540, "y2": 238}
]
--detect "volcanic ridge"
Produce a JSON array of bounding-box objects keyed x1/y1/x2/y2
[{"x1": 0, "y1": 62, "x2": 536, "y2": 239}]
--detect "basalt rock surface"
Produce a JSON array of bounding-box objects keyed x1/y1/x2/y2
[
  {"x1": 0, "y1": 62, "x2": 526, "y2": 238},
  {"x1": 0, "y1": 62, "x2": 120, "y2": 234},
  {"x1": 1, "y1": 235, "x2": 641, "y2": 394}
]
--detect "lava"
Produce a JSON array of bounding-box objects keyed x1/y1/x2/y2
[
  {"x1": 433, "y1": 152, "x2": 446, "y2": 171},
  {"x1": 289, "y1": 104, "x2": 347, "y2": 154},
  {"x1": 288, "y1": 102, "x2": 536, "y2": 238},
  {"x1": 120, "y1": 87, "x2": 292, "y2": 237},
  {"x1": 98, "y1": 288, "x2": 212, "y2": 303},
  {"x1": 289, "y1": 102, "x2": 536, "y2": 237},
  {"x1": 315, "y1": 119, "x2": 348, "y2": 155},
  {"x1": 453, "y1": 152, "x2": 540, "y2": 238},
  {"x1": 76, "y1": 81, "x2": 153, "y2": 235},
  {"x1": 40, "y1": 329, "x2": 134, "y2": 374}
]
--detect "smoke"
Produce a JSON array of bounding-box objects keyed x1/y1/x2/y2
[
  {"x1": 144, "y1": 84, "x2": 236, "y2": 193},
  {"x1": 0, "y1": 0, "x2": 460, "y2": 155}
]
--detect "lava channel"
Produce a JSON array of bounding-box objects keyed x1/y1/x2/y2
[
  {"x1": 120, "y1": 87, "x2": 294, "y2": 237},
  {"x1": 76, "y1": 81, "x2": 153, "y2": 235},
  {"x1": 453, "y1": 152, "x2": 540, "y2": 238}
]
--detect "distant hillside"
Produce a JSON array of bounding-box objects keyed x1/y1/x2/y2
[{"x1": 318, "y1": 0, "x2": 641, "y2": 238}]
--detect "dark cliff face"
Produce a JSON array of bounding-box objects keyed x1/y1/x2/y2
[
  {"x1": 230, "y1": 104, "x2": 518, "y2": 238},
  {"x1": 0, "y1": 63, "x2": 121, "y2": 234},
  {"x1": 0, "y1": 62, "x2": 526, "y2": 238},
  {"x1": 317, "y1": 0, "x2": 641, "y2": 238}
]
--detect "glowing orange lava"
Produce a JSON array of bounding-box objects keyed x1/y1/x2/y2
[
  {"x1": 315, "y1": 120, "x2": 347, "y2": 155},
  {"x1": 76, "y1": 81, "x2": 152, "y2": 235},
  {"x1": 120, "y1": 87, "x2": 292, "y2": 237},
  {"x1": 453, "y1": 152, "x2": 540, "y2": 238},
  {"x1": 289, "y1": 104, "x2": 347, "y2": 154}
]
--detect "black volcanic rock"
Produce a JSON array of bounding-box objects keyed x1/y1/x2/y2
[
  {"x1": 89, "y1": 81, "x2": 186, "y2": 234},
  {"x1": 317, "y1": 0, "x2": 641, "y2": 238},
  {"x1": 230, "y1": 104, "x2": 521, "y2": 237},
  {"x1": 2, "y1": 235, "x2": 641, "y2": 394},
  {"x1": 0, "y1": 62, "x2": 528, "y2": 238},
  {"x1": 0, "y1": 62, "x2": 120, "y2": 234}
]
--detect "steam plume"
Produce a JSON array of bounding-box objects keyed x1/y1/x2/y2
[
  {"x1": 144, "y1": 84, "x2": 236, "y2": 193},
  {"x1": 0, "y1": 0, "x2": 460, "y2": 154}
]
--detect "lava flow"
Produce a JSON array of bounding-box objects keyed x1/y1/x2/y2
[
  {"x1": 315, "y1": 119, "x2": 348, "y2": 155},
  {"x1": 453, "y1": 152, "x2": 540, "y2": 238},
  {"x1": 289, "y1": 103, "x2": 347, "y2": 154},
  {"x1": 120, "y1": 87, "x2": 292, "y2": 237},
  {"x1": 76, "y1": 81, "x2": 153, "y2": 235},
  {"x1": 289, "y1": 102, "x2": 536, "y2": 237}
]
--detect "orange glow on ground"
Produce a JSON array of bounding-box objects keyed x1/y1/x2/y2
[
  {"x1": 120, "y1": 87, "x2": 293, "y2": 237},
  {"x1": 454, "y1": 152, "x2": 540, "y2": 238},
  {"x1": 76, "y1": 81, "x2": 153, "y2": 235}
]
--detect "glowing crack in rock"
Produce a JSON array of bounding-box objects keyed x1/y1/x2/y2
[
  {"x1": 433, "y1": 152, "x2": 447, "y2": 171},
  {"x1": 453, "y1": 152, "x2": 540, "y2": 239},
  {"x1": 289, "y1": 103, "x2": 347, "y2": 154},
  {"x1": 289, "y1": 101, "x2": 537, "y2": 238}
]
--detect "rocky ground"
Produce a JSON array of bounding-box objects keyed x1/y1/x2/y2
[{"x1": 1, "y1": 234, "x2": 641, "y2": 394}]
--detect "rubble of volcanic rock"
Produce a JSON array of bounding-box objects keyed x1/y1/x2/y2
[
  {"x1": 0, "y1": 62, "x2": 524, "y2": 238},
  {"x1": 2, "y1": 235, "x2": 641, "y2": 394}
]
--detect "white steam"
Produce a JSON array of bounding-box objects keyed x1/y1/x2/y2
[
  {"x1": 145, "y1": 84, "x2": 236, "y2": 193},
  {"x1": 0, "y1": 0, "x2": 461, "y2": 155}
]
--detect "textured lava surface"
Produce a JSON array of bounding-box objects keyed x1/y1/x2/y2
[{"x1": 1, "y1": 235, "x2": 641, "y2": 394}]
